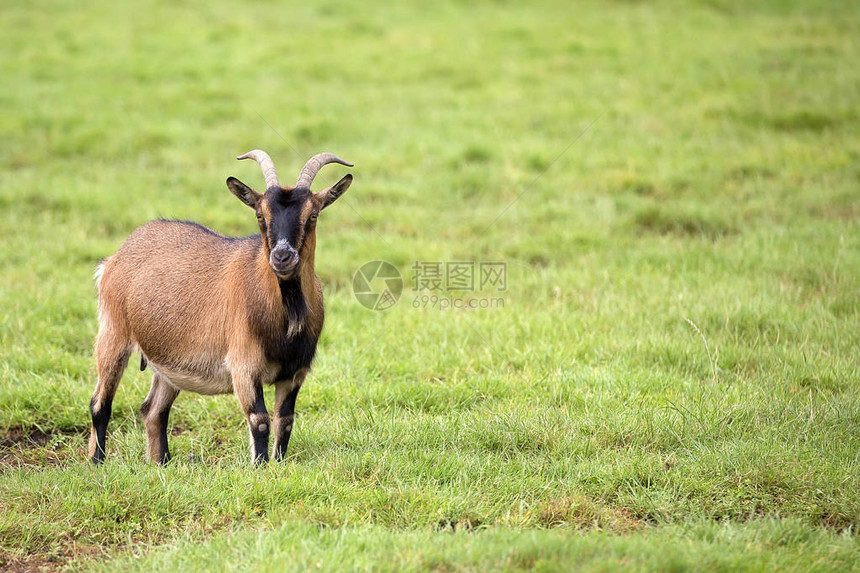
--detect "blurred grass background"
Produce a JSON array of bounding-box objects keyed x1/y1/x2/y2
[{"x1": 1, "y1": 0, "x2": 858, "y2": 570}]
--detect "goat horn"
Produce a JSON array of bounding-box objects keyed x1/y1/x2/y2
[
  {"x1": 296, "y1": 153, "x2": 354, "y2": 190},
  {"x1": 237, "y1": 150, "x2": 281, "y2": 191}
]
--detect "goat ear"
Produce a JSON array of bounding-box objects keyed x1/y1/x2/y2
[
  {"x1": 226, "y1": 177, "x2": 262, "y2": 209},
  {"x1": 317, "y1": 174, "x2": 353, "y2": 210}
]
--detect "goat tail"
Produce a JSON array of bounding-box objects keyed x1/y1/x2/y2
[
  {"x1": 94, "y1": 257, "x2": 112, "y2": 327},
  {"x1": 94, "y1": 258, "x2": 109, "y2": 292}
]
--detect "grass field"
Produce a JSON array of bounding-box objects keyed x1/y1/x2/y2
[{"x1": 1, "y1": 0, "x2": 859, "y2": 570}]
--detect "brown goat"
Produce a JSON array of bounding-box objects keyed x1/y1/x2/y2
[{"x1": 88, "y1": 150, "x2": 353, "y2": 464}]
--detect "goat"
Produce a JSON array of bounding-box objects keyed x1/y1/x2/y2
[{"x1": 88, "y1": 150, "x2": 353, "y2": 464}]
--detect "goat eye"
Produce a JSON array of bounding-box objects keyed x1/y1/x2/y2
[{"x1": 310, "y1": 214, "x2": 318, "y2": 222}]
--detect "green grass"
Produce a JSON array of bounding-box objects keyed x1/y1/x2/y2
[
  {"x1": 1, "y1": 0, "x2": 859, "y2": 570},
  {"x1": 92, "y1": 519, "x2": 860, "y2": 573}
]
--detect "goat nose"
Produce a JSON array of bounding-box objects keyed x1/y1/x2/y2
[{"x1": 271, "y1": 248, "x2": 298, "y2": 267}]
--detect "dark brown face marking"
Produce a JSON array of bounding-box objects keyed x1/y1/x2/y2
[
  {"x1": 257, "y1": 201, "x2": 272, "y2": 249},
  {"x1": 257, "y1": 188, "x2": 319, "y2": 279}
]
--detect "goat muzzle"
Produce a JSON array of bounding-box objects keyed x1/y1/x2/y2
[{"x1": 270, "y1": 246, "x2": 299, "y2": 279}]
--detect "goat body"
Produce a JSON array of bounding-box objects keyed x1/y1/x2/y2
[{"x1": 88, "y1": 151, "x2": 352, "y2": 464}]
